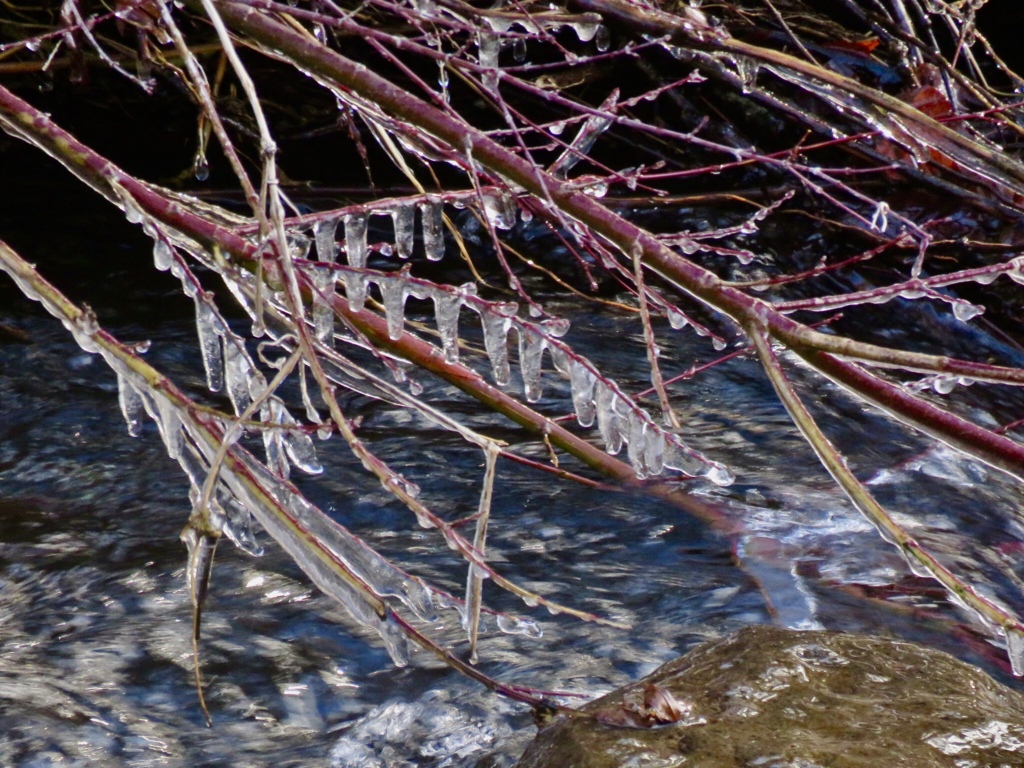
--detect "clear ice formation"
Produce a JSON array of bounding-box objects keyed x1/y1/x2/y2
[
  {"x1": 550, "y1": 89, "x2": 618, "y2": 178},
  {"x1": 433, "y1": 284, "x2": 476, "y2": 363},
  {"x1": 344, "y1": 213, "x2": 369, "y2": 311},
  {"x1": 153, "y1": 239, "x2": 173, "y2": 271},
  {"x1": 477, "y1": 30, "x2": 500, "y2": 89},
  {"x1": 481, "y1": 189, "x2": 517, "y2": 230},
  {"x1": 116, "y1": 372, "x2": 145, "y2": 437},
  {"x1": 554, "y1": 343, "x2": 732, "y2": 484},
  {"x1": 479, "y1": 304, "x2": 516, "y2": 386},
  {"x1": 314, "y1": 218, "x2": 338, "y2": 263},
  {"x1": 223, "y1": 335, "x2": 255, "y2": 415},
  {"x1": 518, "y1": 326, "x2": 546, "y2": 402},
  {"x1": 308, "y1": 263, "x2": 336, "y2": 344},
  {"x1": 569, "y1": 360, "x2": 597, "y2": 426},
  {"x1": 392, "y1": 205, "x2": 415, "y2": 259},
  {"x1": 378, "y1": 275, "x2": 408, "y2": 340},
  {"x1": 262, "y1": 396, "x2": 324, "y2": 478},
  {"x1": 419, "y1": 199, "x2": 445, "y2": 261},
  {"x1": 195, "y1": 297, "x2": 224, "y2": 392}
]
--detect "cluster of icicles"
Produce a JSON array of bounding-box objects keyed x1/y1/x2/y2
[
  {"x1": 299, "y1": 200, "x2": 733, "y2": 485},
  {"x1": 82, "y1": 189, "x2": 732, "y2": 665}
]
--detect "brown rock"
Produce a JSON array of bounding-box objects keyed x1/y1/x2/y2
[{"x1": 515, "y1": 625, "x2": 1024, "y2": 768}]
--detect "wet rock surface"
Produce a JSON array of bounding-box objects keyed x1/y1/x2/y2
[{"x1": 515, "y1": 625, "x2": 1024, "y2": 768}]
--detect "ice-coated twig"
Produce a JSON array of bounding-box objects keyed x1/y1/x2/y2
[
  {"x1": 749, "y1": 326, "x2": 1024, "y2": 674},
  {"x1": 465, "y1": 442, "x2": 500, "y2": 663},
  {"x1": 549, "y1": 89, "x2": 619, "y2": 178}
]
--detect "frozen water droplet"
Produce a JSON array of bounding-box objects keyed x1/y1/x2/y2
[
  {"x1": 419, "y1": 199, "x2": 445, "y2": 262},
  {"x1": 595, "y1": 24, "x2": 610, "y2": 52},
  {"x1": 512, "y1": 36, "x2": 527, "y2": 63},
  {"x1": 518, "y1": 326, "x2": 546, "y2": 402},
  {"x1": 952, "y1": 300, "x2": 984, "y2": 323},
  {"x1": 572, "y1": 18, "x2": 600, "y2": 42},
  {"x1": 569, "y1": 360, "x2": 597, "y2": 427},
  {"x1": 392, "y1": 204, "x2": 415, "y2": 259},
  {"x1": 667, "y1": 307, "x2": 689, "y2": 330},
  {"x1": 712, "y1": 336, "x2": 727, "y2": 351},
  {"x1": 549, "y1": 120, "x2": 566, "y2": 136},
  {"x1": 313, "y1": 218, "x2": 338, "y2": 263},
  {"x1": 480, "y1": 306, "x2": 514, "y2": 385},
  {"x1": 705, "y1": 463, "x2": 734, "y2": 486},
  {"x1": 481, "y1": 189, "x2": 517, "y2": 230},
  {"x1": 116, "y1": 372, "x2": 145, "y2": 437},
  {"x1": 153, "y1": 240, "x2": 173, "y2": 271},
  {"x1": 932, "y1": 375, "x2": 956, "y2": 395},
  {"x1": 195, "y1": 297, "x2": 224, "y2": 393},
  {"x1": 193, "y1": 153, "x2": 210, "y2": 182},
  {"x1": 378, "y1": 275, "x2": 408, "y2": 340},
  {"x1": 496, "y1": 614, "x2": 543, "y2": 638}
]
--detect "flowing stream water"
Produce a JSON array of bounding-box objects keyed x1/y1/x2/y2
[{"x1": 2, "y1": 173, "x2": 1024, "y2": 767}]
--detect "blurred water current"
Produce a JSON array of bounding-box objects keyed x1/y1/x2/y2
[{"x1": 2, "y1": 212, "x2": 1024, "y2": 767}]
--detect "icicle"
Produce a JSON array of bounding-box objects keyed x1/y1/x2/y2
[
  {"x1": 433, "y1": 285, "x2": 476, "y2": 363},
  {"x1": 309, "y1": 263, "x2": 336, "y2": 345},
  {"x1": 644, "y1": 428, "x2": 666, "y2": 476},
  {"x1": 116, "y1": 371, "x2": 145, "y2": 437},
  {"x1": 344, "y1": 212, "x2": 369, "y2": 312},
  {"x1": 480, "y1": 305, "x2": 515, "y2": 385},
  {"x1": 154, "y1": 394, "x2": 183, "y2": 460},
  {"x1": 569, "y1": 360, "x2": 597, "y2": 427},
  {"x1": 195, "y1": 297, "x2": 224, "y2": 393},
  {"x1": 626, "y1": 410, "x2": 648, "y2": 478},
  {"x1": 153, "y1": 239, "x2": 173, "y2": 271},
  {"x1": 1006, "y1": 628, "x2": 1024, "y2": 677},
  {"x1": 313, "y1": 218, "x2": 338, "y2": 263},
  {"x1": 260, "y1": 396, "x2": 323, "y2": 476},
  {"x1": 595, "y1": 384, "x2": 625, "y2": 455},
  {"x1": 282, "y1": 418, "x2": 323, "y2": 476},
  {"x1": 224, "y1": 337, "x2": 254, "y2": 415},
  {"x1": 477, "y1": 30, "x2": 500, "y2": 90},
  {"x1": 215, "y1": 451, "x2": 411, "y2": 663},
  {"x1": 261, "y1": 397, "x2": 290, "y2": 479},
  {"x1": 392, "y1": 205, "x2": 415, "y2": 259},
  {"x1": 378, "y1": 274, "x2": 408, "y2": 340},
  {"x1": 481, "y1": 189, "x2": 517, "y2": 230},
  {"x1": 550, "y1": 89, "x2": 618, "y2": 178},
  {"x1": 518, "y1": 326, "x2": 546, "y2": 403},
  {"x1": 216, "y1": 489, "x2": 264, "y2": 556},
  {"x1": 419, "y1": 199, "x2": 445, "y2": 261},
  {"x1": 378, "y1": 614, "x2": 411, "y2": 667}
]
